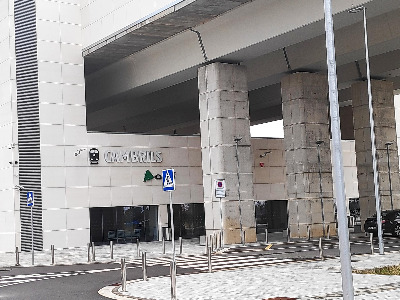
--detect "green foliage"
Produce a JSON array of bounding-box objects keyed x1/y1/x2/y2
[{"x1": 353, "y1": 265, "x2": 400, "y2": 275}]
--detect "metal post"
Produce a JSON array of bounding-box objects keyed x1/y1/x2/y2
[
  {"x1": 121, "y1": 258, "x2": 126, "y2": 292},
  {"x1": 205, "y1": 234, "x2": 209, "y2": 254},
  {"x1": 31, "y1": 205, "x2": 34, "y2": 266},
  {"x1": 287, "y1": 228, "x2": 290, "y2": 243},
  {"x1": 207, "y1": 246, "x2": 212, "y2": 273},
  {"x1": 219, "y1": 196, "x2": 224, "y2": 247},
  {"x1": 169, "y1": 191, "x2": 176, "y2": 264},
  {"x1": 319, "y1": 237, "x2": 324, "y2": 260},
  {"x1": 385, "y1": 142, "x2": 394, "y2": 210},
  {"x1": 51, "y1": 245, "x2": 55, "y2": 265},
  {"x1": 220, "y1": 230, "x2": 223, "y2": 248},
  {"x1": 142, "y1": 252, "x2": 147, "y2": 281},
  {"x1": 349, "y1": 5, "x2": 384, "y2": 255},
  {"x1": 307, "y1": 226, "x2": 311, "y2": 241},
  {"x1": 87, "y1": 243, "x2": 91, "y2": 262},
  {"x1": 15, "y1": 246, "x2": 20, "y2": 266},
  {"x1": 234, "y1": 137, "x2": 244, "y2": 244},
  {"x1": 327, "y1": 225, "x2": 330, "y2": 240},
  {"x1": 316, "y1": 140, "x2": 326, "y2": 237},
  {"x1": 91, "y1": 242, "x2": 95, "y2": 261},
  {"x1": 137, "y1": 238, "x2": 140, "y2": 257},
  {"x1": 370, "y1": 233, "x2": 374, "y2": 255},
  {"x1": 324, "y1": 1, "x2": 355, "y2": 298},
  {"x1": 179, "y1": 237, "x2": 182, "y2": 255},
  {"x1": 162, "y1": 237, "x2": 166, "y2": 254},
  {"x1": 170, "y1": 261, "x2": 177, "y2": 300},
  {"x1": 110, "y1": 241, "x2": 114, "y2": 260},
  {"x1": 243, "y1": 231, "x2": 246, "y2": 246},
  {"x1": 265, "y1": 229, "x2": 268, "y2": 243},
  {"x1": 363, "y1": 6, "x2": 384, "y2": 256}
]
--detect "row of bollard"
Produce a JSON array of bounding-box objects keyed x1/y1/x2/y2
[
  {"x1": 15, "y1": 245, "x2": 56, "y2": 266},
  {"x1": 204, "y1": 231, "x2": 223, "y2": 254}
]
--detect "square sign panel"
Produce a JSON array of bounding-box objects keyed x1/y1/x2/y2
[
  {"x1": 27, "y1": 191, "x2": 34, "y2": 207},
  {"x1": 162, "y1": 169, "x2": 175, "y2": 191},
  {"x1": 215, "y1": 179, "x2": 226, "y2": 198}
]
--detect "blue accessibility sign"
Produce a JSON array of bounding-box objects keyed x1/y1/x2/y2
[
  {"x1": 162, "y1": 169, "x2": 175, "y2": 191},
  {"x1": 27, "y1": 192, "x2": 34, "y2": 207}
]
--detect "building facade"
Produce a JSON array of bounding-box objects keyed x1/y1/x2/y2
[{"x1": 1, "y1": 0, "x2": 400, "y2": 252}]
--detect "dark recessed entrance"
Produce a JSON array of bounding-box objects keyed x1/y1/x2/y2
[
  {"x1": 255, "y1": 200, "x2": 288, "y2": 233},
  {"x1": 168, "y1": 203, "x2": 205, "y2": 239},
  {"x1": 90, "y1": 206, "x2": 158, "y2": 244}
]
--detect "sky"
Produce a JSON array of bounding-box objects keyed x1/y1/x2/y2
[{"x1": 250, "y1": 120, "x2": 284, "y2": 138}]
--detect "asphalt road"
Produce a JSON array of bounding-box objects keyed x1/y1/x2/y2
[{"x1": 1, "y1": 234, "x2": 399, "y2": 300}]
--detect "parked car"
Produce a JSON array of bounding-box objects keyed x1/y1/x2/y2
[{"x1": 364, "y1": 210, "x2": 400, "y2": 236}]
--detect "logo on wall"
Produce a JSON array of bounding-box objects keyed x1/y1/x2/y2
[
  {"x1": 144, "y1": 170, "x2": 162, "y2": 182},
  {"x1": 89, "y1": 148, "x2": 100, "y2": 165}
]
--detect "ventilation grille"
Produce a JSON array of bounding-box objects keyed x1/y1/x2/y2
[{"x1": 14, "y1": 0, "x2": 43, "y2": 251}]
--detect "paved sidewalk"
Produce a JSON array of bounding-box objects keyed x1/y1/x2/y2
[
  {"x1": 100, "y1": 252, "x2": 400, "y2": 300},
  {"x1": 0, "y1": 239, "x2": 206, "y2": 268}
]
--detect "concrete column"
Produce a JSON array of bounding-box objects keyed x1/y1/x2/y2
[
  {"x1": 352, "y1": 80, "x2": 400, "y2": 225},
  {"x1": 281, "y1": 72, "x2": 336, "y2": 238},
  {"x1": 198, "y1": 62, "x2": 256, "y2": 244}
]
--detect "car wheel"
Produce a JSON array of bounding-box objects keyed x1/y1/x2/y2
[{"x1": 394, "y1": 224, "x2": 400, "y2": 237}]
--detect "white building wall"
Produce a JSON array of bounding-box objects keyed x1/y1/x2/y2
[
  {"x1": 81, "y1": 0, "x2": 179, "y2": 48},
  {"x1": 0, "y1": 0, "x2": 19, "y2": 252},
  {"x1": 36, "y1": 0, "x2": 88, "y2": 249}
]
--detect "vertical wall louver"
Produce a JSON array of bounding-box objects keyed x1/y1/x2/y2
[{"x1": 14, "y1": 0, "x2": 43, "y2": 251}]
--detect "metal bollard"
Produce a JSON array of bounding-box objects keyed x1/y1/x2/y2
[
  {"x1": 179, "y1": 237, "x2": 183, "y2": 255},
  {"x1": 210, "y1": 235, "x2": 213, "y2": 251},
  {"x1": 162, "y1": 237, "x2": 166, "y2": 254},
  {"x1": 91, "y1": 242, "x2": 96, "y2": 261},
  {"x1": 265, "y1": 229, "x2": 268, "y2": 244},
  {"x1": 307, "y1": 226, "x2": 311, "y2": 241},
  {"x1": 220, "y1": 231, "x2": 223, "y2": 248},
  {"x1": 110, "y1": 241, "x2": 114, "y2": 260},
  {"x1": 370, "y1": 233, "x2": 374, "y2": 255},
  {"x1": 15, "y1": 247, "x2": 20, "y2": 266},
  {"x1": 214, "y1": 234, "x2": 218, "y2": 249},
  {"x1": 319, "y1": 237, "x2": 324, "y2": 260},
  {"x1": 121, "y1": 258, "x2": 127, "y2": 292},
  {"x1": 170, "y1": 261, "x2": 177, "y2": 300},
  {"x1": 243, "y1": 231, "x2": 246, "y2": 246},
  {"x1": 87, "y1": 243, "x2": 91, "y2": 262},
  {"x1": 207, "y1": 246, "x2": 212, "y2": 273},
  {"x1": 205, "y1": 234, "x2": 209, "y2": 254},
  {"x1": 51, "y1": 245, "x2": 55, "y2": 265},
  {"x1": 287, "y1": 228, "x2": 290, "y2": 242},
  {"x1": 142, "y1": 252, "x2": 147, "y2": 281},
  {"x1": 137, "y1": 238, "x2": 140, "y2": 257},
  {"x1": 326, "y1": 225, "x2": 330, "y2": 240}
]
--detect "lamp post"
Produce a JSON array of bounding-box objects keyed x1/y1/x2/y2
[
  {"x1": 385, "y1": 142, "x2": 394, "y2": 210},
  {"x1": 324, "y1": 1, "x2": 354, "y2": 299},
  {"x1": 234, "y1": 137, "x2": 244, "y2": 244},
  {"x1": 349, "y1": 5, "x2": 384, "y2": 255},
  {"x1": 316, "y1": 140, "x2": 326, "y2": 237}
]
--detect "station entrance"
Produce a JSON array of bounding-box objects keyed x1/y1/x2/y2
[{"x1": 90, "y1": 206, "x2": 158, "y2": 243}]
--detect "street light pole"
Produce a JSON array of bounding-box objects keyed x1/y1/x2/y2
[
  {"x1": 385, "y1": 142, "x2": 394, "y2": 210},
  {"x1": 349, "y1": 5, "x2": 384, "y2": 255},
  {"x1": 316, "y1": 140, "x2": 326, "y2": 237},
  {"x1": 323, "y1": 1, "x2": 354, "y2": 299},
  {"x1": 234, "y1": 137, "x2": 244, "y2": 244}
]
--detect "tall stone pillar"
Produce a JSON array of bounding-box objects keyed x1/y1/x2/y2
[
  {"x1": 352, "y1": 80, "x2": 400, "y2": 225},
  {"x1": 198, "y1": 62, "x2": 256, "y2": 244},
  {"x1": 281, "y1": 72, "x2": 336, "y2": 238}
]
